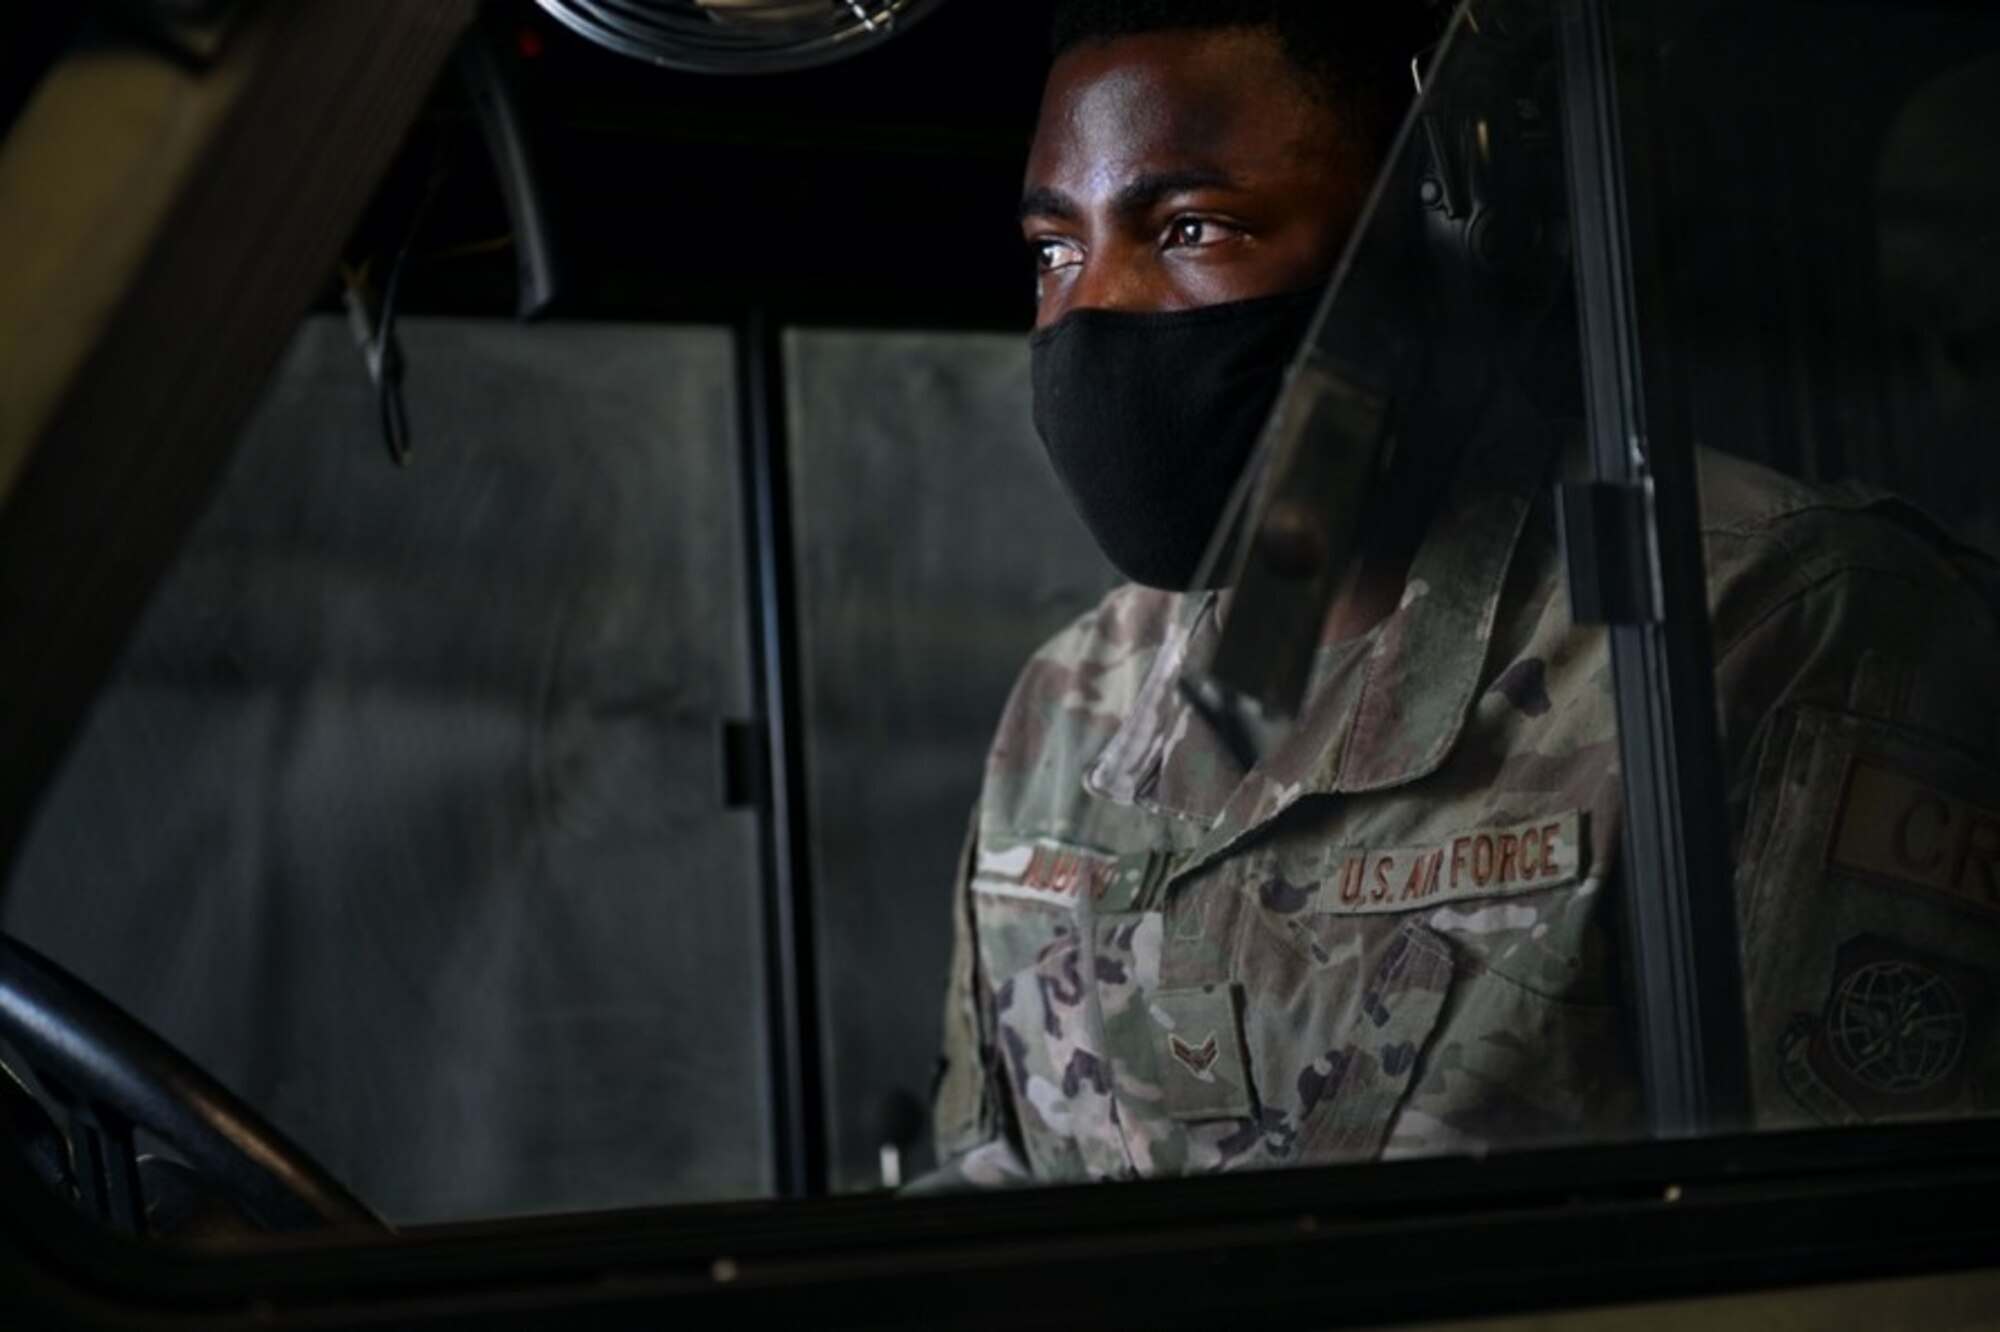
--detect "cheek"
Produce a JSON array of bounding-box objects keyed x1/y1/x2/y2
[
  {"x1": 1165, "y1": 234, "x2": 1335, "y2": 308},
  {"x1": 1164, "y1": 265, "x2": 1267, "y2": 308},
  {"x1": 1033, "y1": 286, "x2": 1062, "y2": 330}
]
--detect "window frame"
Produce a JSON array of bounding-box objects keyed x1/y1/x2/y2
[
  {"x1": 4, "y1": 1118, "x2": 2000, "y2": 1325},
  {"x1": 1556, "y1": 0, "x2": 1752, "y2": 1131}
]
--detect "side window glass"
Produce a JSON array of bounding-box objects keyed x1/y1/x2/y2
[
  {"x1": 0, "y1": 311, "x2": 1114, "y2": 1223},
  {"x1": 785, "y1": 329, "x2": 1115, "y2": 1190},
  {"x1": 3, "y1": 316, "x2": 774, "y2": 1220},
  {"x1": 1652, "y1": 0, "x2": 2000, "y2": 1130}
]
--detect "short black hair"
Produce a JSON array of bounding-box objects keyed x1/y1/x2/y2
[{"x1": 1050, "y1": 0, "x2": 1442, "y2": 159}]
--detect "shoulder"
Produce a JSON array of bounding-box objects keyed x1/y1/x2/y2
[
  {"x1": 986, "y1": 582, "x2": 1179, "y2": 777},
  {"x1": 1696, "y1": 448, "x2": 1999, "y2": 657},
  {"x1": 975, "y1": 581, "x2": 1183, "y2": 836},
  {"x1": 1019, "y1": 580, "x2": 1183, "y2": 683},
  {"x1": 1694, "y1": 450, "x2": 2000, "y2": 782}
]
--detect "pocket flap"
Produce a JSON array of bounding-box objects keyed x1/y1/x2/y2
[{"x1": 1149, "y1": 984, "x2": 1255, "y2": 1121}]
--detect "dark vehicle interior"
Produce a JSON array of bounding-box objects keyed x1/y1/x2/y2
[{"x1": 2, "y1": 0, "x2": 1999, "y2": 1326}]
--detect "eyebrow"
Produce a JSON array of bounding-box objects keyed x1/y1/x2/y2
[
  {"x1": 1017, "y1": 185, "x2": 1080, "y2": 225},
  {"x1": 1017, "y1": 168, "x2": 1241, "y2": 226}
]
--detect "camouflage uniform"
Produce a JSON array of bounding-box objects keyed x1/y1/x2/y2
[{"x1": 923, "y1": 382, "x2": 2000, "y2": 1189}]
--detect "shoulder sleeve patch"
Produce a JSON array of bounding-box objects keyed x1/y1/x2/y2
[
  {"x1": 1779, "y1": 934, "x2": 1985, "y2": 1121},
  {"x1": 1826, "y1": 756, "x2": 2000, "y2": 922}
]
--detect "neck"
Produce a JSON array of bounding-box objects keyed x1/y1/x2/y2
[
  {"x1": 1323, "y1": 417, "x2": 1465, "y2": 643},
  {"x1": 1324, "y1": 336, "x2": 1495, "y2": 642},
  {"x1": 1324, "y1": 514, "x2": 1422, "y2": 643}
]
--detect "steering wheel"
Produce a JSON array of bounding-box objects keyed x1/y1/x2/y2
[{"x1": 0, "y1": 932, "x2": 382, "y2": 1235}]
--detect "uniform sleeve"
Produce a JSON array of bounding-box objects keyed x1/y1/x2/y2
[
  {"x1": 1711, "y1": 521, "x2": 2000, "y2": 1129},
  {"x1": 901, "y1": 810, "x2": 1033, "y2": 1193}
]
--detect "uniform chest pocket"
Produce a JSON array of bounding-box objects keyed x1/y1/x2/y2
[
  {"x1": 1281, "y1": 919, "x2": 1458, "y2": 1162},
  {"x1": 1161, "y1": 896, "x2": 1460, "y2": 1168},
  {"x1": 981, "y1": 902, "x2": 1171, "y2": 1181}
]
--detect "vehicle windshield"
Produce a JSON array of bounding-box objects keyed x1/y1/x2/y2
[{"x1": 1, "y1": 0, "x2": 1996, "y2": 1238}]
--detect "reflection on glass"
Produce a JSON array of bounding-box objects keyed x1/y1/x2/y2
[
  {"x1": 4, "y1": 318, "x2": 770, "y2": 1223},
  {"x1": 1876, "y1": 51, "x2": 2000, "y2": 551},
  {"x1": 1658, "y1": 0, "x2": 2000, "y2": 1131}
]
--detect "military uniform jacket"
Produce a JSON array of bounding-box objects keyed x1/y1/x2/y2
[{"x1": 925, "y1": 386, "x2": 2000, "y2": 1188}]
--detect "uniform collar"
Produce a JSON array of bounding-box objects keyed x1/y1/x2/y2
[{"x1": 1084, "y1": 381, "x2": 1559, "y2": 856}]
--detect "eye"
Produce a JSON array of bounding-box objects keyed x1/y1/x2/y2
[
  {"x1": 1029, "y1": 236, "x2": 1082, "y2": 274},
  {"x1": 1163, "y1": 216, "x2": 1240, "y2": 250}
]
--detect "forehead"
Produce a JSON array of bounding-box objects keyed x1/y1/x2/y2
[{"x1": 1026, "y1": 27, "x2": 1334, "y2": 195}]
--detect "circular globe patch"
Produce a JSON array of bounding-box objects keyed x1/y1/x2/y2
[{"x1": 1826, "y1": 959, "x2": 1966, "y2": 1096}]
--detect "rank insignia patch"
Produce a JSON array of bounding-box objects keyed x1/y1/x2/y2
[
  {"x1": 1779, "y1": 934, "x2": 1983, "y2": 1122},
  {"x1": 1168, "y1": 1031, "x2": 1221, "y2": 1079},
  {"x1": 1150, "y1": 985, "x2": 1255, "y2": 1121}
]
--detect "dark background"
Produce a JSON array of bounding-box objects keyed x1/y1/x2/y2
[{"x1": 349, "y1": 0, "x2": 1060, "y2": 330}]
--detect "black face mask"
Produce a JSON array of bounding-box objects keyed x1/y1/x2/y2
[{"x1": 1029, "y1": 285, "x2": 1323, "y2": 590}]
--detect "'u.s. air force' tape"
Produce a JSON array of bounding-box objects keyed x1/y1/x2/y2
[{"x1": 1312, "y1": 811, "x2": 1586, "y2": 915}]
